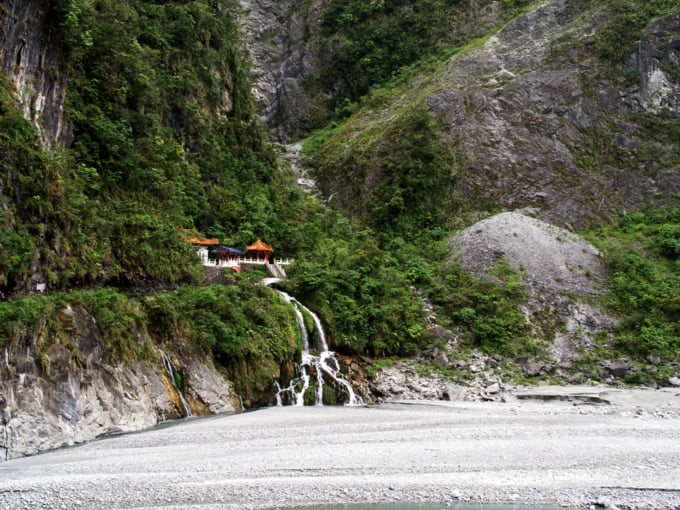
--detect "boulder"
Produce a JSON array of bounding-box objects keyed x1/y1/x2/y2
[
  {"x1": 442, "y1": 384, "x2": 468, "y2": 402},
  {"x1": 520, "y1": 358, "x2": 551, "y2": 377},
  {"x1": 485, "y1": 382, "x2": 501, "y2": 395},
  {"x1": 605, "y1": 359, "x2": 631, "y2": 378}
]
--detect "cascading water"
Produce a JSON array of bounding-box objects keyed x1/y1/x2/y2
[
  {"x1": 159, "y1": 350, "x2": 193, "y2": 417},
  {"x1": 275, "y1": 290, "x2": 364, "y2": 406}
]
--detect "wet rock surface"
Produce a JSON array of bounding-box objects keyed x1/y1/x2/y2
[
  {"x1": 0, "y1": 0, "x2": 69, "y2": 146},
  {"x1": 238, "y1": 0, "x2": 328, "y2": 142},
  {"x1": 0, "y1": 305, "x2": 237, "y2": 463}
]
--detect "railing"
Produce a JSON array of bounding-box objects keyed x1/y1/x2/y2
[{"x1": 201, "y1": 258, "x2": 294, "y2": 268}]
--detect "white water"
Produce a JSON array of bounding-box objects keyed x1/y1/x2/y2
[
  {"x1": 275, "y1": 290, "x2": 364, "y2": 406},
  {"x1": 159, "y1": 350, "x2": 193, "y2": 417}
]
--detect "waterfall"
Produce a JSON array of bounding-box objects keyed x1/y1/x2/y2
[
  {"x1": 275, "y1": 290, "x2": 364, "y2": 406},
  {"x1": 159, "y1": 350, "x2": 192, "y2": 417}
]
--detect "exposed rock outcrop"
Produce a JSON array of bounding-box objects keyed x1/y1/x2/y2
[
  {"x1": 0, "y1": 305, "x2": 237, "y2": 462},
  {"x1": 307, "y1": 0, "x2": 680, "y2": 230},
  {"x1": 448, "y1": 211, "x2": 617, "y2": 367},
  {"x1": 424, "y1": 0, "x2": 680, "y2": 229},
  {"x1": 634, "y1": 10, "x2": 680, "y2": 115},
  {"x1": 369, "y1": 353, "x2": 520, "y2": 405},
  {"x1": 0, "y1": 0, "x2": 69, "y2": 146},
  {"x1": 239, "y1": 0, "x2": 328, "y2": 142}
]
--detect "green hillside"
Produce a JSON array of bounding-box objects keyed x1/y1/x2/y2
[{"x1": 0, "y1": 0, "x2": 678, "y2": 400}]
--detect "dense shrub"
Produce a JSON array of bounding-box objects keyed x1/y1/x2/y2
[
  {"x1": 590, "y1": 208, "x2": 680, "y2": 360},
  {"x1": 311, "y1": 105, "x2": 458, "y2": 242},
  {"x1": 284, "y1": 223, "x2": 426, "y2": 356},
  {"x1": 595, "y1": 0, "x2": 678, "y2": 64},
  {"x1": 430, "y1": 260, "x2": 533, "y2": 356}
]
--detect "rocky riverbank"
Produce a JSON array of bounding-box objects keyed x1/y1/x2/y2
[{"x1": 1, "y1": 387, "x2": 679, "y2": 510}]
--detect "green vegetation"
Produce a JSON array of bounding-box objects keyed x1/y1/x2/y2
[
  {"x1": 300, "y1": 0, "x2": 680, "y2": 370},
  {"x1": 285, "y1": 229, "x2": 535, "y2": 359},
  {"x1": 2, "y1": 0, "x2": 680, "y2": 402},
  {"x1": 1, "y1": 0, "x2": 310, "y2": 293},
  {"x1": 319, "y1": 0, "x2": 460, "y2": 110},
  {"x1": 595, "y1": 0, "x2": 678, "y2": 64},
  {"x1": 309, "y1": 105, "x2": 459, "y2": 241},
  {"x1": 319, "y1": 0, "x2": 535, "y2": 113},
  {"x1": 430, "y1": 260, "x2": 534, "y2": 356},
  {"x1": 0, "y1": 75, "x2": 63, "y2": 290},
  {"x1": 0, "y1": 283, "x2": 299, "y2": 405},
  {"x1": 588, "y1": 208, "x2": 680, "y2": 361},
  {"x1": 284, "y1": 223, "x2": 427, "y2": 356}
]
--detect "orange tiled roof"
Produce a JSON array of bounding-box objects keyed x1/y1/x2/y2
[
  {"x1": 246, "y1": 238, "x2": 273, "y2": 252},
  {"x1": 187, "y1": 237, "x2": 219, "y2": 246}
]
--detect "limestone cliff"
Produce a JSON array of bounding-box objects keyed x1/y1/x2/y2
[
  {"x1": 0, "y1": 305, "x2": 236, "y2": 462},
  {"x1": 0, "y1": 0, "x2": 69, "y2": 146},
  {"x1": 239, "y1": 0, "x2": 329, "y2": 142}
]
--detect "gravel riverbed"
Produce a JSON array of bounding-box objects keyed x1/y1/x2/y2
[{"x1": 1, "y1": 387, "x2": 680, "y2": 510}]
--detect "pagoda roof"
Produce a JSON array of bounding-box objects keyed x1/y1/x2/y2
[
  {"x1": 246, "y1": 238, "x2": 273, "y2": 252},
  {"x1": 187, "y1": 237, "x2": 219, "y2": 246}
]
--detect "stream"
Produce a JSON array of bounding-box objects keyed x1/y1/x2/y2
[
  {"x1": 275, "y1": 290, "x2": 364, "y2": 406},
  {"x1": 159, "y1": 349, "x2": 193, "y2": 417}
]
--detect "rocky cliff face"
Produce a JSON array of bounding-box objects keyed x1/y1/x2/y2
[
  {"x1": 635, "y1": 10, "x2": 680, "y2": 114},
  {"x1": 426, "y1": 0, "x2": 680, "y2": 229},
  {"x1": 0, "y1": 0, "x2": 69, "y2": 146},
  {"x1": 239, "y1": 0, "x2": 328, "y2": 142},
  {"x1": 0, "y1": 305, "x2": 236, "y2": 462},
  {"x1": 303, "y1": 0, "x2": 679, "y2": 230}
]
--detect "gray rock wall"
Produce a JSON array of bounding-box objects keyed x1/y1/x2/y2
[
  {"x1": 425, "y1": 1, "x2": 680, "y2": 228},
  {"x1": 0, "y1": 0, "x2": 69, "y2": 147},
  {"x1": 0, "y1": 305, "x2": 236, "y2": 462},
  {"x1": 634, "y1": 10, "x2": 680, "y2": 114},
  {"x1": 239, "y1": 0, "x2": 328, "y2": 142}
]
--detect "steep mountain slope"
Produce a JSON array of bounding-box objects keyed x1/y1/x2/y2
[
  {"x1": 1, "y1": 0, "x2": 312, "y2": 295},
  {"x1": 1, "y1": 0, "x2": 679, "y2": 461},
  {"x1": 280, "y1": 0, "x2": 680, "y2": 393},
  {"x1": 308, "y1": 0, "x2": 680, "y2": 231}
]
